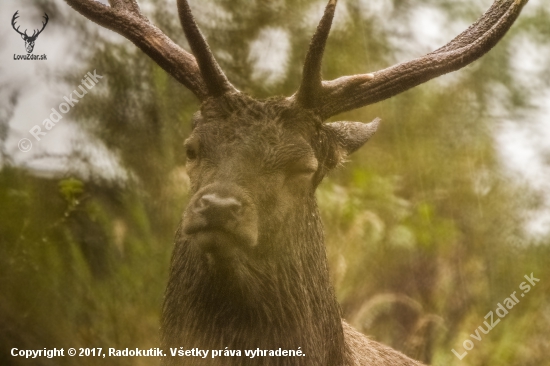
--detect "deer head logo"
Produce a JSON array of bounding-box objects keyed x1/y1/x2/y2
[{"x1": 12, "y1": 11, "x2": 49, "y2": 54}]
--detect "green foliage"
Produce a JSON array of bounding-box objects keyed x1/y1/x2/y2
[{"x1": 1, "y1": 0, "x2": 549, "y2": 365}]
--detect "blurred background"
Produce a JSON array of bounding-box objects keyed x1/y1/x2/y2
[{"x1": 1, "y1": 0, "x2": 549, "y2": 365}]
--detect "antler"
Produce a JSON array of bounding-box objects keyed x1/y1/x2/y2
[
  {"x1": 177, "y1": 0, "x2": 237, "y2": 97},
  {"x1": 64, "y1": 0, "x2": 237, "y2": 100},
  {"x1": 296, "y1": 0, "x2": 337, "y2": 108},
  {"x1": 296, "y1": 0, "x2": 529, "y2": 120},
  {"x1": 11, "y1": 11, "x2": 27, "y2": 38},
  {"x1": 31, "y1": 13, "x2": 49, "y2": 39}
]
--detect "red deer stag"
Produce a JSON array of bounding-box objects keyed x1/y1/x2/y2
[{"x1": 64, "y1": 0, "x2": 528, "y2": 365}]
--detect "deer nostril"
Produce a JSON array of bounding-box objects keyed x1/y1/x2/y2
[{"x1": 196, "y1": 193, "x2": 243, "y2": 221}]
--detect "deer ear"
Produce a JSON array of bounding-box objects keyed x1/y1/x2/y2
[{"x1": 325, "y1": 118, "x2": 380, "y2": 156}]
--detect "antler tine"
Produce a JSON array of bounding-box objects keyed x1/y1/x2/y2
[
  {"x1": 177, "y1": 0, "x2": 237, "y2": 97},
  {"x1": 299, "y1": 0, "x2": 529, "y2": 120},
  {"x1": 64, "y1": 0, "x2": 209, "y2": 100},
  {"x1": 296, "y1": 0, "x2": 337, "y2": 108},
  {"x1": 11, "y1": 11, "x2": 25, "y2": 36},
  {"x1": 34, "y1": 13, "x2": 49, "y2": 37}
]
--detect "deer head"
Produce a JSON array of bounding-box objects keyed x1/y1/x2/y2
[
  {"x1": 64, "y1": 0, "x2": 527, "y2": 363},
  {"x1": 12, "y1": 11, "x2": 49, "y2": 54}
]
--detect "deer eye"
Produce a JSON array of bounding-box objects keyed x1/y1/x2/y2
[
  {"x1": 184, "y1": 139, "x2": 199, "y2": 161},
  {"x1": 186, "y1": 147, "x2": 197, "y2": 160},
  {"x1": 286, "y1": 157, "x2": 318, "y2": 178}
]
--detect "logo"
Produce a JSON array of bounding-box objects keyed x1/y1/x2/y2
[{"x1": 12, "y1": 10, "x2": 48, "y2": 55}]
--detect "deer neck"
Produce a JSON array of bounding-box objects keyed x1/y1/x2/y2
[{"x1": 162, "y1": 198, "x2": 346, "y2": 365}]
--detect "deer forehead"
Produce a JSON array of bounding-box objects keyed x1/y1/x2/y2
[
  {"x1": 190, "y1": 121, "x2": 319, "y2": 170},
  {"x1": 189, "y1": 98, "x2": 323, "y2": 161}
]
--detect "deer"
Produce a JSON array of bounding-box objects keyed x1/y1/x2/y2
[
  {"x1": 64, "y1": 0, "x2": 528, "y2": 365},
  {"x1": 11, "y1": 11, "x2": 49, "y2": 54}
]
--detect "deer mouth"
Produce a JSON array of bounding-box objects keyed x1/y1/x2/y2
[
  {"x1": 183, "y1": 219, "x2": 258, "y2": 255},
  {"x1": 186, "y1": 226, "x2": 237, "y2": 251}
]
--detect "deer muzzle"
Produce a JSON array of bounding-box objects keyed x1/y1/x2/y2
[{"x1": 182, "y1": 186, "x2": 258, "y2": 253}]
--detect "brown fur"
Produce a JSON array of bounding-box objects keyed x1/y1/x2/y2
[
  {"x1": 161, "y1": 94, "x2": 424, "y2": 366},
  {"x1": 344, "y1": 322, "x2": 424, "y2": 365}
]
